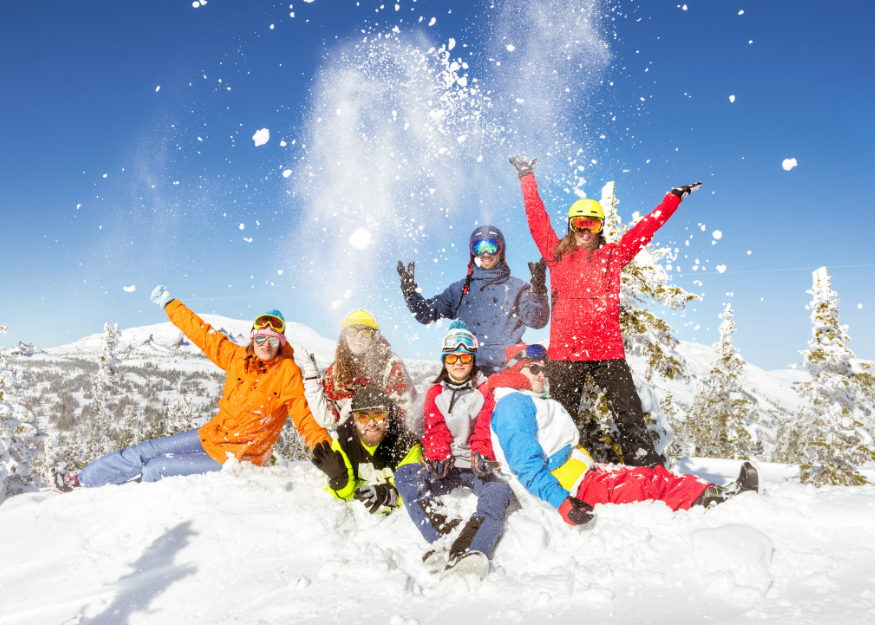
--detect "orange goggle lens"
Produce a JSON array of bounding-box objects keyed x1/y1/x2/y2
[
  {"x1": 253, "y1": 315, "x2": 285, "y2": 333},
  {"x1": 444, "y1": 353, "x2": 474, "y2": 365},
  {"x1": 355, "y1": 411, "x2": 389, "y2": 424},
  {"x1": 569, "y1": 216, "x2": 603, "y2": 233}
]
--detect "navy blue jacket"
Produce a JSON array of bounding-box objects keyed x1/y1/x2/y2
[{"x1": 404, "y1": 264, "x2": 549, "y2": 369}]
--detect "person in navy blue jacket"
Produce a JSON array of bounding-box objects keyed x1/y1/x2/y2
[{"x1": 397, "y1": 225, "x2": 549, "y2": 375}]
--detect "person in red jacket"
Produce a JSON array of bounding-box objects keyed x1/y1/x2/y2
[
  {"x1": 509, "y1": 155, "x2": 701, "y2": 468},
  {"x1": 393, "y1": 321, "x2": 511, "y2": 580}
]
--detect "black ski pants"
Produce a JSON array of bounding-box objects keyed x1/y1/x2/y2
[{"x1": 547, "y1": 358, "x2": 662, "y2": 468}]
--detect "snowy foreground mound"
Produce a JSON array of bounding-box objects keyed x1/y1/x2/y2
[{"x1": 3, "y1": 462, "x2": 875, "y2": 624}]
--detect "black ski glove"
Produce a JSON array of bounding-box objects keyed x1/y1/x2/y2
[
  {"x1": 509, "y1": 155, "x2": 537, "y2": 179},
  {"x1": 528, "y1": 258, "x2": 547, "y2": 298},
  {"x1": 670, "y1": 181, "x2": 703, "y2": 200},
  {"x1": 311, "y1": 441, "x2": 348, "y2": 491},
  {"x1": 354, "y1": 483, "x2": 399, "y2": 513},
  {"x1": 558, "y1": 496, "x2": 595, "y2": 526},
  {"x1": 471, "y1": 451, "x2": 501, "y2": 477},
  {"x1": 396, "y1": 261, "x2": 418, "y2": 299},
  {"x1": 423, "y1": 456, "x2": 454, "y2": 481}
]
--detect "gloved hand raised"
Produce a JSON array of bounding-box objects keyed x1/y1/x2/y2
[
  {"x1": 289, "y1": 343, "x2": 320, "y2": 380},
  {"x1": 150, "y1": 285, "x2": 176, "y2": 309},
  {"x1": 396, "y1": 261, "x2": 418, "y2": 299},
  {"x1": 471, "y1": 451, "x2": 501, "y2": 477},
  {"x1": 528, "y1": 258, "x2": 547, "y2": 298},
  {"x1": 423, "y1": 456, "x2": 454, "y2": 480},
  {"x1": 509, "y1": 155, "x2": 537, "y2": 179},
  {"x1": 354, "y1": 483, "x2": 399, "y2": 514},
  {"x1": 311, "y1": 441, "x2": 349, "y2": 491},
  {"x1": 670, "y1": 182, "x2": 702, "y2": 200},
  {"x1": 558, "y1": 496, "x2": 594, "y2": 526}
]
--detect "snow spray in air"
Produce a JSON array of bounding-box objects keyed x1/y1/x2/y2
[{"x1": 286, "y1": 0, "x2": 613, "y2": 317}]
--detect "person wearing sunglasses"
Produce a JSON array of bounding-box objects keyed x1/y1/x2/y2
[
  {"x1": 396, "y1": 224, "x2": 549, "y2": 375},
  {"x1": 510, "y1": 155, "x2": 703, "y2": 468},
  {"x1": 48, "y1": 286, "x2": 331, "y2": 492},
  {"x1": 483, "y1": 343, "x2": 761, "y2": 528},
  {"x1": 393, "y1": 320, "x2": 512, "y2": 579},
  {"x1": 310, "y1": 387, "x2": 421, "y2": 515}
]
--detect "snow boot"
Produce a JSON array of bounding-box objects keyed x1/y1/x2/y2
[
  {"x1": 694, "y1": 461, "x2": 761, "y2": 508},
  {"x1": 442, "y1": 551, "x2": 489, "y2": 580},
  {"x1": 46, "y1": 467, "x2": 80, "y2": 493},
  {"x1": 422, "y1": 548, "x2": 448, "y2": 573}
]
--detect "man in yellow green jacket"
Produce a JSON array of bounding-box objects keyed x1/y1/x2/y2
[{"x1": 311, "y1": 387, "x2": 421, "y2": 513}]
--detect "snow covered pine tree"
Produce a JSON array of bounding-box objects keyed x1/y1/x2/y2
[
  {"x1": 787, "y1": 267, "x2": 875, "y2": 485},
  {"x1": 81, "y1": 323, "x2": 122, "y2": 467}
]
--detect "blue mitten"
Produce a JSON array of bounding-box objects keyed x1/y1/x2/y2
[{"x1": 150, "y1": 285, "x2": 176, "y2": 308}]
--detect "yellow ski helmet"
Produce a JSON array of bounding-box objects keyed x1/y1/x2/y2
[
  {"x1": 340, "y1": 309, "x2": 380, "y2": 332},
  {"x1": 567, "y1": 198, "x2": 604, "y2": 221}
]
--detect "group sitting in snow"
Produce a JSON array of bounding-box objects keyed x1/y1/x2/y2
[{"x1": 47, "y1": 158, "x2": 762, "y2": 580}]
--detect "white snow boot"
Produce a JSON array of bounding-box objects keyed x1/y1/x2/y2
[{"x1": 442, "y1": 551, "x2": 489, "y2": 580}]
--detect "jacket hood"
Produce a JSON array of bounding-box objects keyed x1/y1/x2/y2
[{"x1": 482, "y1": 369, "x2": 531, "y2": 396}]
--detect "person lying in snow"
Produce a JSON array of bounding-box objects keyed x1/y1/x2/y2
[
  {"x1": 292, "y1": 309, "x2": 417, "y2": 430},
  {"x1": 509, "y1": 154, "x2": 702, "y2": 468},
  {"x1": 394, "y1": 321, "x2": 512, "y2": 580},
  {"x1": 397, "y1": 224, "x2": 549, "y2": 376},
  {"x1": 47, "y1": 286, "x2": 330, "y2": 492},
  {"x1": 483, "y1": 342, "x2": 761, "y2": 527},
  {"x1": 310, "y1": 387, "x2": 421, "y2": 514}
]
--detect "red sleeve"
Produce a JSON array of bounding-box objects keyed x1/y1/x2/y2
[
  {"x1": 614, "y1": 192, "x2": 681, "y2": 267},
  {"x1": 322, "y1": 365, "x2": 342, "y2": 422},
  {"x1": 521, "y1": 174, "x2": 560, "y2": 261},
  {"x1": 422, "y1": 385, "x2": 453, "y2": 461},
  {"x1": 469, "y1": 389, "x2": 496, "y2": 460}
]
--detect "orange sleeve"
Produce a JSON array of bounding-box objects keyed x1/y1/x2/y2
[
  {"x1": 165, "y1": 300, "x2": 243, "y2": 372},
  {"x1": 284, "y1": 360, "x2": 331, "y2": 449}
]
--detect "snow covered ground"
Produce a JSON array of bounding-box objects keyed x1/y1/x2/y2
[{"x1": 2, "y1": 459, "x2": 875, "y2": 625}]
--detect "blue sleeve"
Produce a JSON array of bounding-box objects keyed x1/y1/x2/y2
[
  {"x1": 404, "y1": 280, "x2": 460, "y2": 325},
  {"x1": 491, "y1": 394, "x2": 569, "y2": 510},
  {"x1": 515, "y1": 281, "x2": 550, "y2": 330}
]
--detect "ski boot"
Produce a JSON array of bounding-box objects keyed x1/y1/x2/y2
[
  {"x1": 441, "y1": 516, "x2": 489, "y2": 580},
  {"x1": 46, "y1": 467, "x2": 80, "y2": 493},
  {"x1": 694, "y1": 460, "x2": 761, "y2": 508}
]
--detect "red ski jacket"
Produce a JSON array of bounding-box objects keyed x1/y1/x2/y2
[
  {"x1": 521, "y1": 174, "x2": 681, "y2": 361},
  {"x1": 422, "y1": 375, "x2": 496, "y2": 465}
]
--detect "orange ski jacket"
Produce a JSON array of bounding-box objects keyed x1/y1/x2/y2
[{"x1": 165, "y1": 300, "x2": 330, "y2": 465}]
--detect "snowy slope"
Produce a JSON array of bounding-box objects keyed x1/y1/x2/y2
[{"x1": 2, "y1": 460, "x2": 875, "y2": 624}]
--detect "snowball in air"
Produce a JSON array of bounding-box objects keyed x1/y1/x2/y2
[
  {"x1": 782, "y1": 158, "x2": 798, "y2": 171},
  {"x1": 712, "y1": 230, "x2": 723, "y2": 240},
  {"x1": 155, "y1": 86, "x2": 161, "y2": 92},
  {"x1": 429, "y1": 17, "x2": 436, "y2": 26},
  {"x1": 858, "y1": 304, "x2": 863, "y2": 309},
  {"x1": 716, "y1": 264, "x2": 727, "y2": 273},
  {"x1": 349, "y1": 228, "x2": 372, "y2": 250},
  {"x1": 449, "y1": 38, "x2": 456, "y2": 50},
  {"x1": 252, "y1": 128, "x2": 270, "y2": 146},
  {"x1": 506, "y1": 44, "x2": 516, "y2": 52},
  {"x1": 277, "y1": 270, "x2": 284, "y2": 275},
  {"x1": 738, "y1": 10, "x2": 744, "y2": 15},
  {"x1": 282, "y1": 170, "x2": 292, "y2": 178},
  {"x1": 729, "y1": 95, "x2": 735, "y2": 103},
  {"x1": 682, "y1": 5, "x2": 688, "y2": 10},
  {"x1": 193, "y1": 2, "x2": 200, "y2": 7},
  {"x1": 123, "y1": 285, "x2": 136, "y2": 292},
  {"x1": 270, "y1": 24, "x2": 274, "y2": 29},
  {"x1": 239, "y1": 223, "x2": 245, "y2": 230},
  {"x1": 280, "y1": 140, "x2": 287, "y2": 146}
]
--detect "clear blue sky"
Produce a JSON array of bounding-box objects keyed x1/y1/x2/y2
[{"x1": 2, "y1": 0, "x2": 873, "y2": 371}]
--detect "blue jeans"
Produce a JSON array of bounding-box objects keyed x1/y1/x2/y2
[
  {"x1": 394, "y1": 464, "x2": 512, "y2": 556},
  {"x1": 79, "y1": 429, "x2": 223, "y2": 487}
]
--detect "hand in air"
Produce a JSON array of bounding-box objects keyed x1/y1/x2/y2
[
  {"x1": 396, "y1": 261, "x2": 418, "y2": 298},
  {"x1": 509, "y1": 155, "x2": 537, "y2": 179},
  {"x1": 150, "y1": 285, "x2": 175, "y2": 308},
  {"x1": 670, "y1": 182, "x2": 702, "y2": 200}
]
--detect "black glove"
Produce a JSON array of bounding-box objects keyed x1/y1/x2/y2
[
  {"x1": 471, "y1": 451, "x2": 501, "y2": 477},
  {"x1": 423, "y1": 456, "x2": 454, "y2": 480},
  {"x1": 509, "y1": 155, "x2": 537, "y2": 179},
  {"x1": 396, "y1": 261, "x2": 418, "y2": 299},
  {"x1": 558, "y1": 496, "x2": 595, "y2": 526},
  {"x1": 528, "y1": 258, "x2": 547, "y2": 298},
  {"x1": 311, "y1": 441, "x2": 348, "y2": 491},
  {"x1": 354, "y1": 483, "x2": 399, "y2": 513},
  {"x1": 670, "y1": 181, "x2": 702, "y2": 200}
]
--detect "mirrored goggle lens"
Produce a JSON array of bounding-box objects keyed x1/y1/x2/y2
[
  {"x1": 254, "y1": 335, "x2": 281, "y2": 347},
  {"x1": 441, "y1": 332, "x2": 478, "y2": 353},
  {"x1": 471, "y1": 239, "x2": 502, "y2": 256},
  {"x1": 526, "y1": 363, "x2": 547, "y2": 375},
  {"x1": 444, "y1": 353, "x2": 474, "y2": 365},
  {"x1": 344, "y1": 327, "x2": 375, "y2": 338},
  {"x1": 253, "y1": 315, "x2": 285, "y2": 333},
  {"x1": 570, "y1": 216, "x2": 603, "y2": 233},
  {"x1": 355, "y1": 411, "x2": 389, "y2": 424}
]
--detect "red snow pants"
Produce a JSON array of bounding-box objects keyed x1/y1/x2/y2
[{"x1": 575, "y1": 464, "x2": 712, "y2": 511}]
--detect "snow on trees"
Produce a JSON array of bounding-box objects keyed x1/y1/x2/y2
[
  {"x1": 786, "y1": 267, "x2": 875, "y2": 485},
  {"x1": 76, "y1": 323, "x2": 123, "y2": 468}
]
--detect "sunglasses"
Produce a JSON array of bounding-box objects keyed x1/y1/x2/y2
[
  {"x1": 470, "y1": 239, "x2": 503, "y2": 257},
  {"x1": 344, "y1": 326, "x2": 376, "y2": 339},
  {"x1": 254, "y1": 335, "x2": 281, "y2": 348},
  {"x1": 253, "y1": 314, "x2": 285, "y2": 333},
  {"x1": 355, "y1": 411, "x2": 389, "y2": 424},
  {"x1": 444, "y1": 353, "x2": 474, "y2": 365},
  {"x1": 524, "y1": 363, "x2": 547, "y2": 375},
  {"x1": 569, "y1": 216, "x2": 603, "y2": 234}
]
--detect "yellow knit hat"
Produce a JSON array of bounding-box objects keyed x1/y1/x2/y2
[{"x1": 340, "y1": 309, "x2": 380, "y2": 331}]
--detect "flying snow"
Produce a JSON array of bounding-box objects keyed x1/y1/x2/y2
[
  {"x1": 349, "y1": 228, "x2": 373, "y2": 250},
  {"x1": 280, "y1": 140, "x2": 287, "y2": 147},
  {"x1": 239, "y1": 223, "x2": 245, "y2": 230},
  {"x1": 283, "y1": 170, "x2": 292, "y2": 178},
  {"x1": 712, "y1": 230, "x2": 723, "y2": 240},
  {"x1": 729, "y1": 95, "x2": 735, "y2": 103},
  {"x1": 277, "y1": 270, "x2": 284, "y2": 275},
  {"x1": 429, "y1": 17, "x2": 436, "y2": 26},
  {"x1": 858, "y1": 304, "x2": 863, "y2": 309},
  {"x1": 122, "y1": 285, "x2": 136, "y2": 293},
  {"x1": 782, "y1": 158, "x2": 798, "y2": 171},
  {"x1": 716, "y1": 265, "x2": 727, "y2": 273},
  {"x1": 506, "y1": 44, "x2": 516, "y2": 52},
  {"x1": 252, "y1": 128, "x2": 270, "y2": 146},
  {"x1": 155, "y1": 86, "x2": 161, "y2": 92}
]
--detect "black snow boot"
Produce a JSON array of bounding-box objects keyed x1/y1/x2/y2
[
  {"x1": 694, "y1": 461, "x2": 761, "y2": 508},
  {"x1": 440, "y1": 516, "x2": 489, "y2": 579}
]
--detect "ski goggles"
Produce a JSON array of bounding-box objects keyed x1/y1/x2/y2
[
  {"x1": 254, "y1": 335, "x2": 281, "y2": 348},
  {"x1": 354, "y1": 411, "x2": 389, "y2": 425},
  {"x1": 441, "y1": 330, "x2": 479, "y2": 353},
  {"x1": 569, "y1": 216, "x2": 603, "y2": 234},
  {"x1": 507, "y1": 344, "x2": 549, "y2": 368},
  {"x1": 444, "y1": 353, "x2": 474, "y2": 365},
  {"x1": 470, "y1": 239, "x2": 503, "y2": 257},
  {"x1": 253, "y1": 314, "x2": 285, "y2": 333},
  {"x1": 523, "y1": 363, "x2": 547, "y2": 375},
  {"x1": 344, "y1": 326, "x2": 376, "y2": 339}
]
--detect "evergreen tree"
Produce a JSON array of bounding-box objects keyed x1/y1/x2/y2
[
  {"x1": 795, "y1": 267, "x2": 875, "y2": 486},
  {"x1": 82, "y1": 323, "x2": 122, "y2": 464}
]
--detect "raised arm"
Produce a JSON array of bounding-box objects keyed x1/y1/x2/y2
[
  {"x1": 400, "y1": 270, "x2": 461, "y2": 325},
  {"x1": 162, "y1": 298, "x2": 243, "y2": 372},
  {"x1": 282, "y1": 357, "x2": 331, "y2": 450}
]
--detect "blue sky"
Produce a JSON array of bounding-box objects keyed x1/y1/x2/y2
[{"x1": 2, "y1": 0, "x2": 873, "y2": 371}]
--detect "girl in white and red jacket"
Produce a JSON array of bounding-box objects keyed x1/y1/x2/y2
[{"x1": 394, "y1": 321, "x2": 512, "y2": 580}]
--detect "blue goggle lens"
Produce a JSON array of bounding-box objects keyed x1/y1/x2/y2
[{"x1": 471, "y1": 239, "x2": 502, "y2": 257}]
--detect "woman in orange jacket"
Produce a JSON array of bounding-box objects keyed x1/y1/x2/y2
[{"x1": 47, "y1": 285, "x2": 330, "y2": 492}]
